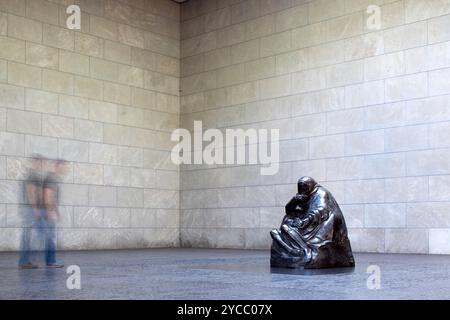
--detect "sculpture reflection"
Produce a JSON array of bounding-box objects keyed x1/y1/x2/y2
[{"x1": 270, "y1": 177, "x2": 355, "y2": 269}]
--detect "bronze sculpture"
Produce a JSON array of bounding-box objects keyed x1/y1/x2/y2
[{"x1": 270, "y1": 177, "x2": 355, "y2": 269}]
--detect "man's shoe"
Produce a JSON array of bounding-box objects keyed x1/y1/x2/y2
[
  {"x1": 46, "y1": 263, "x2": 64, "y2": 268},
  {"x1": 19, "y1": 262, "x2": 39, "y2": 269}
]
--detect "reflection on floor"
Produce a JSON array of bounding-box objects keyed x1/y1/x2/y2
[{"x1": 0, "y1": 248, "x2": 449, "y2": 299}]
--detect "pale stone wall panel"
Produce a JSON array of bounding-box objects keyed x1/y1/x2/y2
[{"x1": 0, "y1": 0, "x2": 180, "y2": 251}]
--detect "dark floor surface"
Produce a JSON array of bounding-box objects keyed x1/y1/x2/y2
[{"x1": 1, "y1": 248, "x2": 449, "y2": 299}]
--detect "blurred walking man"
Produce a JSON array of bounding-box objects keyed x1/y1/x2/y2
[
  {"x1": 18, "y1": 157, "x2": 67, "y2": 269},
  {"x1": 18, "y1": 155, "x2": 45, "y2": 269},
  {"x1": 41, "y1": 159, "x2": 68, "y2": 268}
]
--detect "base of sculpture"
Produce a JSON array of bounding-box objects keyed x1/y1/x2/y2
[
  {"x1": 270, "y1": 255, "x2": 305, "y2": 269},
  {"x1": 270, "y1": 242, "x2": 355, "y2": 269}
]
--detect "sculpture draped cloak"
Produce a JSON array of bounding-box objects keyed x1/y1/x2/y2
[{"x1": 271, "y1": 183, "x2": 355, "y2": 269}]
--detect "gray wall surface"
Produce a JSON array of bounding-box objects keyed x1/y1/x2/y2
[
  {"x1": 179, "y1": 0, "x2": 450, "y2": 254},
  {"x1": 2, "y1": 0, "x2": 450, "y2": 255},
  {"x1": 0, "y1": 0, "x2": 180, "y2": 250}
]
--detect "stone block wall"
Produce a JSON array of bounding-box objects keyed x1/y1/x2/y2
[
  {"x1": 3, "y1": 0, "x2": 450, "y2": 255},
  {"x1": 0, "y1": 0, "x2": 180, "y2": 250},
  {"x1": 179, "y1": 0, "x2": 450, "y2": 254}
]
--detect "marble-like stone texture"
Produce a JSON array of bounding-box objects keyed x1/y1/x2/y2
[
  {"x1": 75, "y1": 77, "x2": 104, "y2": 100},
  {"x1": 26, "y1": 43, "x2": 59, "y2": 70},
  {"x1": 0, "y1": 12, "x2": 6, "y2": 36},
  {"x1": 73, "y1": 206, "x2": 104, "y2": 228},
  {"x1": 74, "y1": 119, "x2": 103, "y2": 143},
  {"x1": 43, "y1": 115, "x2": 74, "y2": 139},
  {"x1": 59, "y1": 139, "x2": 89, "y2": 163},
  {"x1": 89, "y1": 186, "x2": 117, "y2": 207},
  {"x1": 74, "y1": 163, "x2": 104, "y2": 185},
  {"x1": 182, "y1": 8, "x2": 450, "y2": 250},
  {"x1": 0, "y1": 249, "x2": 437, "y2": 299},
  {"x1": 75, "y1": 33, "x2": 104, "y2": 58},
  {"x1": 8, "y1": 62, "x2": 41, "y2": 89},
  {"x1": 7, "y1": 14, "x2": 42, "y2": 42},
  {"x1": 43, "y1": 69, "x2": 74, "y2": 95},
  {"x1": 1, "y1": 0, "x2": 450, "y2": 254},
  {"x1": 0, "y1": 0, "x2": 180, "y2": 252},
  {"x1": 24, "y1": 135, "x2": 58, "y2": 159},
  {"x1": 43, "y1": 24, "x2": 74, "y2": 51}
]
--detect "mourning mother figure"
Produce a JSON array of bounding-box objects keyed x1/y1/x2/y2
[{"x1": 270, "y1": 177, "x2": 355, "y2": 269}]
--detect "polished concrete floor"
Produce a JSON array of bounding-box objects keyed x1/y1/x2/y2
[{"x1": 0, "y1": 248, "x2": 449, "y2": 300}]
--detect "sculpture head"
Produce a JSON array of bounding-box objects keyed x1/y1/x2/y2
[{"x1": 297, "y1": 176, "x2": 317, "y2": 196}]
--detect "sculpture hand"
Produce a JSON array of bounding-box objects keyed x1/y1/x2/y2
[
  {"x1": 299, "y1": 217, "x2": 311, "y2": 229},
  {"x1": 292, "y1": 218, "x2": 306, "y2": 229}
]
